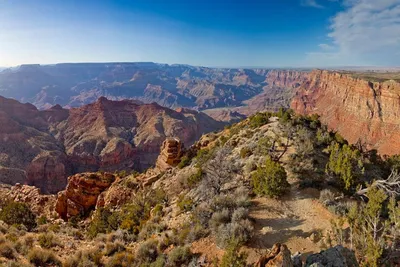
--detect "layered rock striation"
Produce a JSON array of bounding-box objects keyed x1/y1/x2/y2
[
  {"x1": 0, "y1": 96, "x2": 224, "y2": 193},
  {"x1": 291, "y1": 70, "x2": 400, "y2": 155},
  {"x1": 55, "y1": 172, "x2": 116, "y2": 220}
]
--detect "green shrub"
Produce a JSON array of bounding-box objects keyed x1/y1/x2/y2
[
  {"x1": 152, "y1": 204, "x2": 163, "y2": 217},
  {"x1": 173, "y1": 222, "x2": 208, "y2": 245},
  {"x1": 277, "y1": 108, "x2": 293, "y2": 123},
  {"x1": 0, "y1": 201, "x2": 36, "y2": 231},
  {"x1": 220, "y1": 240, "x2": 247, "y2": 267},
  {"x1": 104, "y1": 241, "x2": 125, "y2": 256},
  {"x1": 48, "y1": 223, "x2": 61, "y2": 233},
  {"x1": 37, "y1": 215, "x2": 48, "y2": 225},
  {"x1": 87, "y1": 208, "x2": 120, "y2": 239},
  {"x1": 106, "y1": 252, "x2": 135, "y2": 267},
  {"x1": 38, "y1": 232, "x2": 59, "y2": 248},
  {"x1": 63, "y1": 248, "x2": 103, "y2": 267},
  {"x1": 15, "y1": 233, "x2": 35, "y2": 255},
  {"x1": 167, "y1": 246, "x2": 193, "y2": 266},
  {"x1": 334, "y1": 132, "x2": 347, "y2": 145},
  {"x1": 214, "y1": 220, "x2": 253, "y2": 249},
  {"x1": 194, "y1": 148, "x2": 216, "y2": 167},
  {"x1": 240, "y1": 147, "x2": 252, "y2": 158},
  {"x1": 117, "y1": 170, "x2": 128, "y2": 177},
  {"x1": 138, "y1": 220, "x2": 166, "y2": 241},
  {"x1": 249, "y1": 113, "x2": 270, "y2": 128},
  {"x1": 326, "y1": 142, "x2": 364, "y2": 191},
  {"x1": 119, "y1": 189, "x2": 166, "y2": 235},
  {"x1": 251, "y1": 157, "x2": 289, "y2": 198},
  {"x1": 186, "y1": 168, "x2": 203, "y2": 188},
  {"x1": 178, "y1": 156, "x2": 191, "y2": 169},
  {"x1": 177, "y1": 195, "x2": 194, "y2": 212},
  {"x1": 151, "y1": 255, "x2": 166, "y2": 267},
  {"x1": 136, "y1": 239, "x2": 159, "y2": 263},
  {"x1": 28, "y1": 248, "x2": 62, "y2": 266}
]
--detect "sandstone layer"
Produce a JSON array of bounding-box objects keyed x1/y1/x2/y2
[
  {"x1": 55, "y1": 172, "x2": 116, "y2": 220},
  {"x1": 291, "y1": 70, "x2": 400, "y2": 155}
]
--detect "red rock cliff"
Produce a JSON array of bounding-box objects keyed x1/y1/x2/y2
[
  {"x1": 291, "y1": 70, "x2": 400, "y2": 155},
  {"x1": 265, "y1": 70, "x2": 309, "y2": 89}
]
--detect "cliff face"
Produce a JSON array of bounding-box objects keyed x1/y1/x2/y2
[
  {"x1": 291, "y1": 70, "x2": 400, "y2": 155},
  {"x1": 0, "y1": 97, "x2": 69, "y2": 194},
  {"x1": 0, "y1": 96, "x2": 224, "y2": 193},
  {"x1": 52, "y1": 98, "x2": 224, "y2": 172},
  {"x1": 265, "y1": 70, "x2": 309, "y2": 90}
]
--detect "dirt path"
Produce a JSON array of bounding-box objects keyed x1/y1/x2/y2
[{"x1": 245, "y1": 145, "x2": 335, "y2": 263}]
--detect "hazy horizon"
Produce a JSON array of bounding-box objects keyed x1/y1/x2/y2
[
  {"x1": 1, "y1": 0, "x2": 400, "y2": 67},
  {"x1": 1, "y1": 61, "x2": 400, "y2": 71}
]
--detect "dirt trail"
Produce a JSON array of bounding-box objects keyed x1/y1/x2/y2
[{"x1": 245, "y1": 139, "x2": 335, "y2": 263}]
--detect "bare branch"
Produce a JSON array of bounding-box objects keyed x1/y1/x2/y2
[{"x1": 356, "y1": 169, "x2": 400, "y2": 197}]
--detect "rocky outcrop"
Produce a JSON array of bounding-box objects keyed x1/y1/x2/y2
[
  {"x1": 55, "y1": 172, "x2": 116, "y2": 220},
  {"x1": 291, "y1": 70, "x2": 400, "y2": 155},
  {"x1": 1, "y1": 184, "x2": 56, "y2": 216},
  {"x1": 156, "y1": 138, "x2": 183, "y2": 170},
  {"x1": 96, "y1": 179, "x2": 135, "y2": 209},
  {"x1": 305, "y1": 246, "x2": 359, "y2": 267},
  {"x1": 256, "y1": 244, "x2": 359, "y2": 267},
  {"x1": 256, "y1": 243, "x2": 294, "y2": 267}
]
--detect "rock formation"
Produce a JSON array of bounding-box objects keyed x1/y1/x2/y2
[
  {"x1": 156, "y1": 138, "x2": 183, "y2": 170},
  {"x1": 0, "y1": 96, "x2": 69, "y2": 194},
  {"x1": 291, "y1": 70, "x2": 400, "y2": 155},
  {"x1": 0, "y1": 184, "x2": 56, "y2": 216},
  {"x1": 305, "y1": 246, "x2": 359, "y2": 267},
  {"x1": 55, "y1": 172, "x2": 116, "y2": 220},
  {"x1": 256, "y1": 244, "x2": 359, "y2": 267},
  {"x1": 256, "y1": 243, "x2": 294, "y2": 267},
  {"x1": 0, "y1": 96, "x2": 224, "y2": 194}
]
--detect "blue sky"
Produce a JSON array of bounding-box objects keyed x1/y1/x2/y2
[{"x1": 0, "y1": 0, "x2": 399, "y2": 67}]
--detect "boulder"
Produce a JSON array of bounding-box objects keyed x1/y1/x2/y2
[
  {"x1": 55, "y1": 172, "x2": 116, "y2": 220},
  {"x1": 256, "y1": 243, "x2": 294, "y2": 267},
  {"x1": 305, "y1": 246, "x2": 359, "y2": 267}
]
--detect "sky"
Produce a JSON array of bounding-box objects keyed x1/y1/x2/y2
[{"x1": 0, "y1": 0, "x2": 399, "y2": 67}]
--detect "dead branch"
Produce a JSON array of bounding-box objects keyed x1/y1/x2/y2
[{"x1": 356, "y1": 169, "x2": 400, "y2": 197}]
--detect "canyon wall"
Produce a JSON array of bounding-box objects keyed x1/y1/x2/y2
[
  {"x1": 291, "y1": 70, "x2": 400, "y2": 155},
  {"x1": 0, "y1": 96, "x2": 224, "y2": 194}
]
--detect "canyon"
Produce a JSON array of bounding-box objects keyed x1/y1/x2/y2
[
  {"x1": 2, "y1": 64, "x2": 400, "y2": 195},
  {"x1": 291, "y1": 70, "x2": 400, "y2": 156},
  {"x1": 0, "y1": 95, "x2": 224, "y2": 193}
]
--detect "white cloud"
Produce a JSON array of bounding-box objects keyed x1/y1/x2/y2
[
  {"x1": 301, "y1": 0, "x2": 325, "y2": 8},
  {"x1": 307, "y1": 0, "x2": 400, "y2": 66},
  {"x1": 318, "y1": 43, "x2": 335, "y2": 50}
]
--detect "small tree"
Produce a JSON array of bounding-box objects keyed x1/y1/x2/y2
[
  {"x1": 326, "y1": 142, "x2": 364, "y2": 191},
  {"x1": 0, "y1": 201, "x2": 37, "y2": 231},
  {"x1": 202, "y1": 147, "x2": 236, "y2": 197},
  {"x1": 387, "y1": 197, "x2": 400, "y2": 252},
  {"x1": 251, "y1": 157, "x2": 289, "y2": 198},
  {"x1": 346, "y1": 187, "x2": 387, "y2": 267}
]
